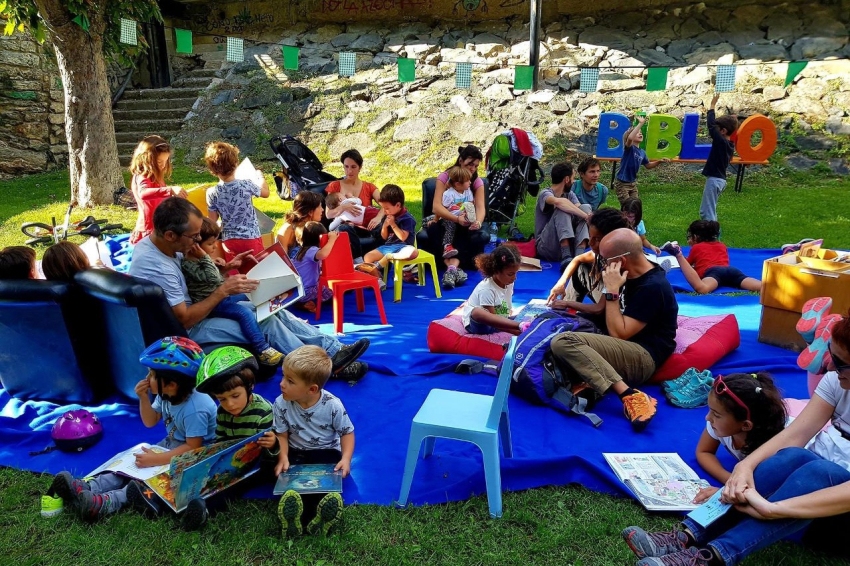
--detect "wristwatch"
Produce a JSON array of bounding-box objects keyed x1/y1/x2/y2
[{"x1": 604, "y1": 292, "x2": 620, "y2": 301}]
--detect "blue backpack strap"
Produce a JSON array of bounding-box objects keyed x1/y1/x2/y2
[{"x1": 550, "y1": 388, "x2": 603, "y2": 427}]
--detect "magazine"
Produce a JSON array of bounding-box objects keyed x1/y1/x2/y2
[
  {"x1": 87, "y1": 443, "x2": 170, "y2": 481},
  {"x1": 273, "y1": 464, "x2": 343, "y2": 495},
  {"x1": 603, "y1": 453, "x2": 709, "y2": 511},
  {"x1": 144, "y1": 430, "x2": 269, "y2": 513},
  {"x1": 238, "y1": 242, "x2": 305, "y2": 321}
]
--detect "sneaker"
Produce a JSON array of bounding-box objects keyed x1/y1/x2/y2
[
  {"x1": 622, "y1": 526, "x2": 690, "y2": 559},
  {"x1": 662, "y1": 368, "x2": 713, "y2": 394},
  {"x1": 796, "y1": 297, "x2": 833, "y2": 344},
  {"x1": 78, "y1": 491, "x2": 118, "y2": 522},
  {"x1": 355, "y1": 262, "x2": 382, "y2": 277},
  {"x1": 40, "y1": 495, "x2": 63, "y2": 518},
  {"x1": 126, "y1": 480, "x2": 163, "y2": 518},
  {"x1": 798, "y1": 314, "x2": 842, "y2": 373},
  {"x1": 442, "y1": 245, "x2": 459, "y2": 259},
  {"x1": 622, "y1": 390, "x2": 658, "y2": 431},
  {"x1": 277, "y1": 490, "x2": 304, "y2": 538},
  {"x1": 666, "y1": 376, "x2": 713, "y2": 408},
  {"x1": 258, "y1": 347, "x2": 284, "y2": 366},
  {"x1": 331, "y1": 361, "x2": 368, "y2": 383},
  {"x1": 181, "y1": 498, "x2": 209, "y2": 531},
  {"x1": 442, "y1": 269, "x2": 457, "y2": 290},
  {"x1": 660, "y1": 241, "x2": 681, "y2": 256},
  {"x1": 330, "y1": 338, "x2": 369, "y2": 374},
  {"x1": 637, "y1": 547, "x2": 714, "y2": 566},
  {"x1": 781, "y1": 238, "x2": 815, "y2": 255},
  {"x1": 455, "y1": 268, "x2": 468, "y2": 284},
  {"x1": 307, "y1": 492, "x2": 344, "y2": 536},
  {"x1": 51, "y1": 471, "x2": 89, "y2": 508}
]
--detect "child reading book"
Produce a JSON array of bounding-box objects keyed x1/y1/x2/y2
[
  {"x1": 181, "y1": 217, "x2": 283, "y2": 365},
  {"x1": 50, "y1": 337, "x2": 217, "y2": 522},
  {"x1": 271, "y1": 345, "x2": 356, "y2": 538},
  {"x1": 463, "y1": 244, "x2": 527, "y2": 336},
  {"x1": 291, "y1": 221, "x2": 337, "y2": 313}
]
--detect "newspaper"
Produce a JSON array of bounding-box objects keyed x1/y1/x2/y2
[{"x1": 603, "y1": 453, "x2": 709, "y2": 511}]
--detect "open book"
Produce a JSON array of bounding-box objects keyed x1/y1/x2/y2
[
  {"x1": 603, "y1": 453, "x2": 709, "y2": 511},
  {"x1": 238, "y1": 242, "x2": 305, "y2": 321},
  {"x1": 87, "y1": 443, "x2": 170, "y2": 481},
  {"x1": 273, "y1": 463, "x2": 343, "y2": 495}
]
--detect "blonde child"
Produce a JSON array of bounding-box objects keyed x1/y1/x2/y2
[
  {"x1": 292, "y1": 221, "x2": 338, "y2": 313},
  {"x1": 663, "y1": 220, "x2": 761, "y2": 294},
  {"x1": 204, "y1": 141, "x2": 271, "y2": 259},
  {"x1": 128, "y1": 135, "x2": 187, "y2": 244},
  {"x1": 463, "y1": 244, "x2": 525, "y2": 335},
  {"x1": 614, "y1": 116, "x2": 667, "y2": 204},
  {"x1": 181, "y1": 217, "x2": 283, "y2": 365},
  {"x1": 621, "y1": 198, "x2": 660, "y2": 254},
  {"x1": 325, "y1": 191, "x2": 379, "y2": 231},
  {"x1": 271, "y1": 345, "x2": 357, "y2": 537},
  {"x1": 440, "y1": 165, "x2": 477, "y2": 259}
]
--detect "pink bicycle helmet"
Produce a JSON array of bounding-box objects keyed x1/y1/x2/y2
[{"x1": 139, "y1": 336, "x2": 205, "y2": 377}]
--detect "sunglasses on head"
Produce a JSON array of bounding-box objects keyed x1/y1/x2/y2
[
  {"x1": 713, "y1": 375, "x2": 751, "y2": 422},
  {"x1": 829, "y1": 345, "x2": 850, "y2": 373},
  {"x1": 155, "y1": 143, "x2": 171, "y2": 152},
  {"x1": 599, "y1": 251, "x2": 630, "y2": 268}
]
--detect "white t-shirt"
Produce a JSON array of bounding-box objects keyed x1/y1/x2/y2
[
  {"x1": 442, "y1": 186, "x2": 474, "y2": 215},
  {"x1": 809, "y1": 371, "x2": 850, "y2": 471},
  {"x1": 462, "y1": 278, "x2": 513, "y2": 327},
  {"x1": 705, "y1": 421, "x2": 744, "y2": 461}
]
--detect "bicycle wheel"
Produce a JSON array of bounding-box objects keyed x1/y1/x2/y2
[{"x1": 21, "y1": 222, "x2": 53, "y2": 239}]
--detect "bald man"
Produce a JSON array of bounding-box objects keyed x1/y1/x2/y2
[{"x1": 550, "y1": 228, "x2": 678, "y2": 430}]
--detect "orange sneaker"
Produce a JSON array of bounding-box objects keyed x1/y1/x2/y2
[{"x1": 622, "y1": 390, "x2": 658, "y2": 431}]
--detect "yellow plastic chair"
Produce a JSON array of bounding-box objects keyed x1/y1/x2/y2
[{"x1": 382, "y1": 246, "x2": 442, "y2": 303}]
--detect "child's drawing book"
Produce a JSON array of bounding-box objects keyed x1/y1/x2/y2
[
  {"x1": 234, "y1": 157, "x2": 265, "y2": 190},
  {"x1": 87, "y1": 443, "x2": 170, "y2": 481},
  {"x1": 512, "y1": 298, "x2": 554, "y2": 321},
  {"x1": 238, "y1": 242, "x2": 305, "y2": 322},
  {"x1": 603, "y1": 453, "x2": 709, "y2": 511},
  {"x1": 273, "y1": 464, "x2": 343, "y2": 495},
  {"x1": 144, "y1": 430, "x2": 268, "y2": 513}
]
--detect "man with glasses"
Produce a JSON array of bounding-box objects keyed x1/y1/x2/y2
[
  {"x1": 129, "y1": 197, "x2": 369, "y2": 381},
  {"x1": 550, "y1": 228, "x2": 678, "y2": 430}
]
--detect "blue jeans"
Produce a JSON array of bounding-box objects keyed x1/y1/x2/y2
[
  {"x1": 211, "y1": 294, "x2": 271, "y2": 353},
  {"x1": 699, "y1": 176, "x2": 726, "y2": 221},
  {"x1": 189, "y1": 300, "x2": 342, "y2": 357},
  {"x1": 682, "y1": 447, "x2": 850, "y2": 565}
]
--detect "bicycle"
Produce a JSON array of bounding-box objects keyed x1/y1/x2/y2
[{"x1": 21, "y1": 201, "x2": 125, "y2": 246}]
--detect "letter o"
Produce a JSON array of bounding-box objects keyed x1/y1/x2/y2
[{"x1": 736, "y1": 115, "x2": 777, "y2": 162}]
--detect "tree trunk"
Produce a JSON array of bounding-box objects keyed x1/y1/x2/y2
[{"x1": 35, "y1": 0, "x2": 124, "y2": 207}]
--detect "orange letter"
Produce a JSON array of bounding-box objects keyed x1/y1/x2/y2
[{"x1": 736, "y1": 114, "x2": 777, "y2": 162}]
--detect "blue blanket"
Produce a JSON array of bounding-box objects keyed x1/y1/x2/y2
[{"x1": 2, "y1": 247, "x2": 808, "y2": 509}]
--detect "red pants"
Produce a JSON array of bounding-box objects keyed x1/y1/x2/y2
[{"x1": 223, "y1": 237, "x2": 264, "y2": 261}]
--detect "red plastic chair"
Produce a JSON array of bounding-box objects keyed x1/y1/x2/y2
[{"x1": 315, "y1": 231, "x2": 388, "y2": 333}]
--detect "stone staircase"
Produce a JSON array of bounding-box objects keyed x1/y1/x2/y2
[{"x1": 113, "y1": 68, "x2": 218, "y2": 166}]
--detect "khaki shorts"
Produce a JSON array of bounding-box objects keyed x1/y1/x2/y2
[{"x1": 614, "y1": 179, "x2": 639, "y2": 204}]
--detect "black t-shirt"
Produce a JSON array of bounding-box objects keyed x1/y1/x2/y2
[{"x1": 620, "y1": 265, "x2": 678, "y2": 368}]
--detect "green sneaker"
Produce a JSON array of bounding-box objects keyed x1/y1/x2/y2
[
  {"x1": 306, "y1": 492, "x2": 343, "y2": 536},
  {"x1": 277, "y1": 490, "x2": 303, "y2": 538},
  {"x1": 40, "y1": 494, "x2": 63, "y2": 518}
]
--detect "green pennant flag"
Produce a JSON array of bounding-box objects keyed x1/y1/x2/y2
[
  {"x1": 175, "y1": 29, "x2": 193, "y2": 54},
  {"x1": 785, "y1": 61, "x2": 808, "y2": 87},
  {"x1": 514, "y1": 65, "x2": 533, "y2": 90},
  {"x1": 282, "y1": 45, "x2": 300, "y2": 70},
  {"x1": 72, "y1": 14, "x2": 90, "y2": 32},
  {"x1": 646, "y1": 67, "x2": 668, "y2": 91},
  {"x1": 398, "y1": 57, "x2": 415, "y2": 83}
]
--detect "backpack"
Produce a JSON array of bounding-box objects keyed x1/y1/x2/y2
[{"x1": 503, "y1": 314, "x2": 604, "y2": 427}]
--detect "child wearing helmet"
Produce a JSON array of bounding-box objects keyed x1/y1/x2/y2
[
  {"x1": 50, "y1": 336, "x2": 217, "y2": 522},
  {"x1": 271, "y1": 345, "x2": 355, "y2": 538},
  {"x1": 177, "y1": 345, "x2": 277, "y2": 531}
]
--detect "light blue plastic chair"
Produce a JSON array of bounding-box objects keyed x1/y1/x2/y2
[{"x1": 397, "y1": 337, "x2": 516, "y2": 518}]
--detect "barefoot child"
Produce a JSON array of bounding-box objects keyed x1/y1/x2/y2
[{"x1": 463, "y1": 244, "x2": 526, "y2": 336}]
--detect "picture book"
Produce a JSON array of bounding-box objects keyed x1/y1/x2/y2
[
  {"x1": 87, "y1": 443, "x2": 170, "y2": 481},
  {"x1": 238, "y1": 242, "x2": 305, "y2": 322},
  {"x1": 686, "y1": 489, "x2": 732, "y2": 527},
  {"x1": 512, "y1": 298, "x2": 554, "y2": 321},
  {"x1": 644, "y1": 253, "x2": 680, "y2": 271},
  {"x1": 273, "y1": 464, "x2": 343, "y2": 495},
  {"x1": 235, "y1": 157, "x2": 265, "y2": 190},
  {"x1": 143, "y1": 430, "x2": 269, "y2": 513},
  {"x1": 603, "y1": 453, "x2": 709, "y2": 511}
]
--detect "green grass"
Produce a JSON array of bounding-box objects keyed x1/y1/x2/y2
[{"x1": 1, "y1": 162, "x2": 849, "y2": 564}]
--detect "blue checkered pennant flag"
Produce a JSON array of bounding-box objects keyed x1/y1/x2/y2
[
  {"x1": 456, "y1": 62, "x2": 472, "y2": 89},
  {"x1": 580, "y1": 68, "x2": 599, "y2": 93},
  {"x1": 119, "y1": 18, "x2": 137, "y2": 46},
  {"x1": 715, "y1": 65, "x2": 736, "y2": 92},
  {"x1": 339, "y1": 52, "x2": 356, "y2": 77},
  {"x1": 226, "y1": 37, "x2": 244, "y2": 63}
]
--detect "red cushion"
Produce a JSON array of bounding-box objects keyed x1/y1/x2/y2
[
  {"x1": 427, "y1": 304, "x2": 512, "y2": 360},
  {"x1": 650, "y1": 314, "x2": 740, "y2": 383}
]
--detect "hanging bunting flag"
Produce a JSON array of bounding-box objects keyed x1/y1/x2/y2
[
  {"x1": 715, "y1": 65, "x2": 737, "y2": 92},
  {"x1": 282, "y1": 45, "x2": 300, "y2": 70},
  {"x1": 580, "y1": 68, "x2": 599, "y2": 93},
  {"x1": 646, "y1": 67, "x2": 669, "y2": 91},
  {"x1": 785, "y1": 61, "x2": 808, "y2": 87},
  {"x1": 119, "y1": 18, "x2": 137, "y2": 46},
  {"x1": 514, "y1": 65, "x2": 534, "y2": 90},
  {"x1": 226, "y1": 37, "x2": 244, "y2": 63},
  {"x1": 72, "y1": 14, "x2": 90, "y2": 32},
  {"x1": 175, "y1": 29, "x2": 193, "y2": 55},
  {"x1": 456, "y1": 62, "x2": 472, "y2": 89},
  {"x1": 339, "y1": 52, "x2": 356, "y2": 77},
  {"x1": 398, "y1": 57, "x2": 415, "y2": 83}
]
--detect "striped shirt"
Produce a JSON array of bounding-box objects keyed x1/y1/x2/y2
[{"x1": 216, "y1": 393, "x2": 274, "y2": 441}]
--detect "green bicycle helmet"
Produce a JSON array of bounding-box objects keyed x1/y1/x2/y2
[{"x1": 196, "y1": 346, "x2": 259, "y2": 394}]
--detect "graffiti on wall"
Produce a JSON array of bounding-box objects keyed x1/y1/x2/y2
[
  {"x1": 454, "y1": 0, "x2": 488, "y2": 14},
  {"x1": 320, "y1": 0, "x2": 430, "y2": 15},
  {"x1": 193, "y1": 6, "x2": 276, "y2": 34}
]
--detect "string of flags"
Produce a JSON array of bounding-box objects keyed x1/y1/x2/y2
[{"x1": 112, "y1": 17, "x2": 821, "y2": 93}]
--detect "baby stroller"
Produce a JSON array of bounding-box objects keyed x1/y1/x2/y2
[
  {"x1": 269, "y1": 136, "x2": 338, "y2": 200},
  {"x1": 484, "y1": 128, "x2": 545, "y2": 239}
]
